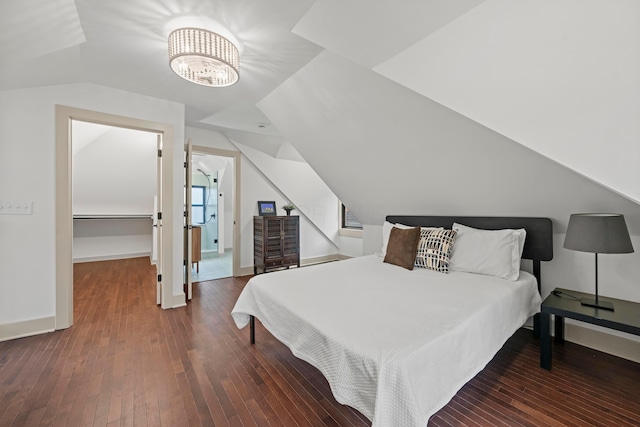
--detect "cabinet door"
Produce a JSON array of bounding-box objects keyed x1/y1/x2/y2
[
  {"x1": 264, "y1": 218, "x2": 284, "y2": 259},
  {"x1": 282, "y1": 217, "x2": 299, "y2": 257},
  {"x1": 192, "y1": 226, "x2": 201, "y2": 263}
]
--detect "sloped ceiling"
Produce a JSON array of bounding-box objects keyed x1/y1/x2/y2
[
  {"x1": 257, "y1": 51, "x2": 640, "y2": 233},
  {"x1": 231, "y1": 140, "x2": 339, "y2": 245},
  {"x1": 292, "y1": 0, "x2": 485, "y2": 68},
  {"x1": 71, "y1": 121, "x2": 111, "y2": 156},
  {"x1": 1, "y1": 0, "x2": 638, "y2": 230},
  {"x1": 374, "y1": 0, "x2": 640, "y2": 204},
  {"x1": 0, "y1": 0, "x2": 85, "y2": 62}
]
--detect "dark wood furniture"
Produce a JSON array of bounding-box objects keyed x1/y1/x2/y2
[
  {"x1": 540, "y1": 287, "x2": 640, "y2": 370},
  {"x1": 253, "y1": 215, "x2": 300, "y2": 274},
  {"x1": 192, "y1": 225, "x2": 201, "y2": 272}
]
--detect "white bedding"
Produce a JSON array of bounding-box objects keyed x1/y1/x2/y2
[{"x1": 231, "y1": 255, "x2": 541, "y2": 426}]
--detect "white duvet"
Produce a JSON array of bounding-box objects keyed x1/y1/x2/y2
[{"x1": 231, "y1": 255, "x2": 541, "y2": 426}]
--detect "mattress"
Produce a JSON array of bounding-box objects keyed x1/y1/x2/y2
[{"x1": 231, "y1": 254, "x2": 541, "y2": 426}]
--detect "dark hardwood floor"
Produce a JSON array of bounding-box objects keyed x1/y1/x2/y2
[{"x1": 1, "y1": 257, "x2": 639, "y2": 426}]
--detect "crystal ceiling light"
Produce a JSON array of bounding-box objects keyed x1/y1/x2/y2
[{"x1": 168, "y1": 27, "x2": 239, "y2": 87}]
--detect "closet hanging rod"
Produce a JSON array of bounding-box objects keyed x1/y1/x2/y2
[{"x1": 73, "y1": 214, "x2": 153, "y2": 220}]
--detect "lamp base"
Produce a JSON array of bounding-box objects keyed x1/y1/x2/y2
[{"x1": 581, "y1": 298, "x2": 614, "y2": 311}]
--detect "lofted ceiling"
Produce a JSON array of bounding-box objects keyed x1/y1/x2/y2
[
  {"x1": 0, "y1": 0, "x2": 322, "y2": 135},
  {"x1": 0, "y1": 0, "x2": 491, "y2": 136},
  {"x1": 1, "y1": 0, "x2": 638, "y2": 219}
]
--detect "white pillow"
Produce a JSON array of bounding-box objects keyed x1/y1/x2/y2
[
  {"x1": 449, "y1": 223, "x2": 526, "y2": 281},
  {"x1": 381, "y1": 222, "x2": 414, "y2": 256}
]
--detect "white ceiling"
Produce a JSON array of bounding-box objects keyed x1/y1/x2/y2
[
  {"x1": 0, "y1": 0, "x2": 491, "y2": 136},
  {"x1": 292, "y1": 0, "x2": 484, "y2": 68},
  {"x1": 1, "y1": 0, "x2": 638, "y2": 206},
  {"x1": 0, "y1": 0, "x2": 323, "y2": 134}
]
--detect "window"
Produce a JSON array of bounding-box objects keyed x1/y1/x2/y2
[
  {"x1": 192, "y1": 185, "x2": 206, "y2": 224},
  {"x1": 341, "y1": 204, "x2": 363, "y2": 229}
]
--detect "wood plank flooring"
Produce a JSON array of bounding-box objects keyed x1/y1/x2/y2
[{"x1": 1, "y1": 256, "x2": 639, "y2": 426}]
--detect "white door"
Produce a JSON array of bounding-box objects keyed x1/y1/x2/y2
[
  {"x1": 184, "y1": 138, "x2": 193, "y2": 301},
  {"x1": 156, "y1": 134, "x2": 163, "y2": 305}
]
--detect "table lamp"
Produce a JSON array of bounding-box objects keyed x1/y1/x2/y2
[{"x1": 563, "y1": 213, "x2": 634, "y2": 310}]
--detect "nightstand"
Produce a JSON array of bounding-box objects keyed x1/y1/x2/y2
[{"x1": 540, "y1": 287, "x2": 640, "y2": 370}]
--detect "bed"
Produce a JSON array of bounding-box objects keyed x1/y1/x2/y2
[{"x1": 231, "y1": 216, "x2": 553, "y2": 426}]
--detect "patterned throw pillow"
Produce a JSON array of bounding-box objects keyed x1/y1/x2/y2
[{"x1": 415, "y1": 228, "x2": 457, "y2": 273}]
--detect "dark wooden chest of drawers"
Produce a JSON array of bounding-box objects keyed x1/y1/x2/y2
[{"x1": 254, "y1": 215, "x2": 300, "y2": 274}]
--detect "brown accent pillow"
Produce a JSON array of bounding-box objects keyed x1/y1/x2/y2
[{"x1": 383, "y1": 226, "x2": 421, "y2": 270}]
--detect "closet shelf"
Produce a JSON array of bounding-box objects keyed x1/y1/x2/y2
[{"x1": 73, "y1": 214, "x2": 153, "y2": 220}]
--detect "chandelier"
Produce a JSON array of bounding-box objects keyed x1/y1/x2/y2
[{"x1": 168, "y1": 27, "x2": 239, "y2": 87}]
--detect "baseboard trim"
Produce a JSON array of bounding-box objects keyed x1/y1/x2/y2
[
  {"x1": 300, "y1": 254, "x2": 341, "y2": 266},
  {"x1": 73, "y1": 252, "x2": 151, "y2": 263},
  {"x1": 238, "y1": 266, "x2": 254, "y2": 276},
  {"x1": 563, "y1": 322, "x2": 640, "y2": 364},
  {"x1": 0, "y1": 316, "x2": 56, "y2": 342},
  {"x1": 171, "y1": 293, "x2": 187, "y2": 308}
]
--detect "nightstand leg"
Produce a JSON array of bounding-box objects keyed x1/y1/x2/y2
[
  {"x1": 554, "y1": 315, "x2": 565, "y2": 343},
  {"x1": 540, "y1": 312, "x2": 552, "y2": 370},
  {"x1": 533, "y1": 313, "x2": 540, "y2": 337}
]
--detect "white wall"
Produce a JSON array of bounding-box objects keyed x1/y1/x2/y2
[
  {"x1": 338, "y1": 234, "x2": 363, "y2": 258},
  {"x1": 73, "y1": 218, "x2": 152, "y2": 262},
  {"x1": 73, "y1": 125, "x2": 157, "y2": 215},
  {"x1": 0, "y1": 83, "x2": 185, "y2": 330}
]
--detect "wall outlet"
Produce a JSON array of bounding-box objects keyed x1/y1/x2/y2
[{"x1": 0, "y1": 201, "x2": 33, "y2": 215}]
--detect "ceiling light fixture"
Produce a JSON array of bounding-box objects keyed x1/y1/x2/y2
[{"x1": 168, "y1": 27, "x2": 239, "y2": 87}]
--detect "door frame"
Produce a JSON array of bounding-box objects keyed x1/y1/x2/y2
[
  {"x1": 185, "y1": 139, "x2": 193, "y2": 300},
  {"x1": 155, "y1": 134, "x2": 163, "y2": 305},
  {"x1": 192, "y1": 145, "x2": 241, "y2": 277},
  {"x1": 55, "y1": 105, "x2": 175, "y2": 329}
]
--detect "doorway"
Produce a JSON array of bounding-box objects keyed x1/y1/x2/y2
[
  {"x1": 71, "y1": 121, "x2": 158, "y2": 263},
  {"x1": 190, "y1": 152, "x2": 233, "y2": 281},
  {"x1": 55, "y1": 105, "x2": 175, "y2": 329},
  {"x1": 187, "y1": 146, "x2": 241, "y2": 285}
]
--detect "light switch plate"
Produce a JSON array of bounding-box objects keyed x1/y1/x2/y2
[{"x1": 0, "y1": 201, "x2": 33, "y2": 215}]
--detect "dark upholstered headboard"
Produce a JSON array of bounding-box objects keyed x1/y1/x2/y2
[{"x1": 385, "y1": 216, "x2": 553, "y2": 291}]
